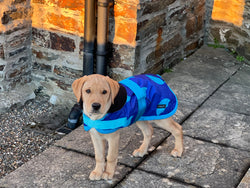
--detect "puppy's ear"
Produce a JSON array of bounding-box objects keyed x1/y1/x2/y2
[
  {"x1": 105, "y1": 76, "x2": 120, "y2": 104},
  {"x1": 72, "y1": 76, "x2": 88, "y2": 102}
]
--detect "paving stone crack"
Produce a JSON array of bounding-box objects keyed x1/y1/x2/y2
[
  {"x1": 54, "y1": 145, "x2": 95, "y2": 158},
  {"x1": 112, "y1": 134, "x2": 172, "y2": 187},
  {"x1": 180, "y1": 63, "x2": 244, "y2": 126},
  {"x1": 137, "y1": 168, "x2": 203, "y2": 188},
  {"x1": 47, "y1": 62, "x2": 246, "y2": 187},
  {"x1": 111, "y1": 64, "x2": 245, "y2": 187},
  {"x1": 184, "y1": 135, "x2": 250, "y2": 153}
]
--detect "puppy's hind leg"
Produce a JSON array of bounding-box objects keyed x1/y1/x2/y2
[
  {"x1": 133, "y1": 121, "x2": 153, "y2": 157},
  {"x1": 154, "y1": 118, "x2": 183, "y2": 157}
]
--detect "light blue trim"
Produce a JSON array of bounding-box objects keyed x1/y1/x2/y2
[
  {"x1": 83, "y1": 114, "x2": 133, "y2": 130},
  {"x1": 120, "y1": 78, "x2": 147, "y2": 121},
  {"x1": 145, "y1": 75, "x2": 165, "y2": 85}
]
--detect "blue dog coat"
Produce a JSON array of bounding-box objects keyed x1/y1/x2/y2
[{"x1": 83, "y1": 74, "x2": 178, "y2": 134}]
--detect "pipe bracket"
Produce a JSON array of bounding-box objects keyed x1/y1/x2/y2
[{"x1": 97, "y1": 2, "x2": 109, "y2": 7}]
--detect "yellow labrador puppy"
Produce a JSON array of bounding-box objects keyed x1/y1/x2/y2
[{"x1": 72, "y1": 74, "x2": 183, "y2": 180}]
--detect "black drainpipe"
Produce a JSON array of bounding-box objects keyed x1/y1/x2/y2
[
  {"x1": 96, "y1": 0, "x2": 109, "y2": 75},
  {"x1": 83, "y1": 0, "x2": 110, "y2": 76},
  {"x1": 83, "y1": 0, "x2": 96, "y2": 75},
  {"x1": 58, "y1": 0, "x2": 111, "y2": 134}
]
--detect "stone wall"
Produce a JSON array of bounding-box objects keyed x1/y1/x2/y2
[
  {"x1": 134, "y1": 0, "x2": 205, "y2": 75},
  {"x1": 207, "y1": 0, "x2": 250, "y2": 63},
  {"x1": 0, "y1": 0, "x2": 32, "y2": 91},
  {"x1": 0, "y1": 0, "x2": 207, "y2": 104}
]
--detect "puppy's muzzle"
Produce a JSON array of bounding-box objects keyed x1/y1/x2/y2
[{"x1": 92, "y1": 103, "x2": 101, "y2": 112}]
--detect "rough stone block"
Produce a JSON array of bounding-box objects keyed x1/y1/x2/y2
[
  {"x1": 32, "y1": 28, "x2": 51, "y2": 48},
  {"x1": 162, "y1": 33, "x2": 182, "y2": 53},
  {"x1": 0, "y1": 44, "x2": 4, "y2": 59},
  {"x1": 50, "y1": 33, "x2": 76, "y2": 52},
  {"x1": 197, "y1": 13, "x2": 204, "y2": 31},
  {"x1": 8, "y1": 47, "x2": 27, "y2": 57},
  {"x1": 12, "y1": 0, "x2": 27, "y2": 5},
  {"x1": 139, "y1": 136, "x2": 250, "y2": 187},
  {"x1": 137, "y1": 13, "x2": 166, "y2": 40},
  {"x1": 5, "y1": 64, "x2": 28, "y2": 79},
  {"x1": 140, "y1": 0, "x2": 176, "y2": 16},
  {"x1": 49, "y1": 77, "x2": 72, "y2": 91},
  {"x1": 237, "y1": 42, "x2": 250, "y2": 61},
  {"x1": 7, "y1": 30, "x2": 31, "y2": 49},
  {"x1": 144, "y1": 59, "x2": 164, "y2": 75},
  {"x1": 186, "y1": 14, "x2": 197, "y2": 37},
  {"x1": 193, "y1": 0, "x2": 205, "y2": 15},
  {"x1": 185, "y1": 40, "x2": 199, "y2": 52},
  {"x1": 109, "y1": 44, "x2": 135, "y2": 70},
  {"x1": 33, "y1": 62, "x2": 52, "y2": 72},
  {"x1": 1, "y1": 8, "x2": 30, "y2": 25},
  {"x1": 53, "y1": 65, "x2": 82, "y2": 78},
  {"x1": 0, "y1": 65, "x2": 5, "y2": 71},
  {"x1": 32, "y1": 0, "x2": 45, "y2": 4}
]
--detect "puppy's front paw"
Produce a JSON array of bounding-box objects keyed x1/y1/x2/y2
[
  {"x1": 89, "y1": 170, "x2": 103, "y2": 180},
  {"x1": 102, "y1": 171, "x2": 114, "y2": 180},
  {"x1": 132, "y1": 148, "x2": 147, "y2": 157},
  {"x1": 171, "y1": 148, "x2": 183, "y2": 158}
]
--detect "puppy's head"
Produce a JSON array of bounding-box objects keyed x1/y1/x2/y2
[{"x1": 72, "y1": 74, "x2": 120, "y2": 120}]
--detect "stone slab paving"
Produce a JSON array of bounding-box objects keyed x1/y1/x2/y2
[
  {"x1": 228, "y1": 64, "x2": 250, "y2": 87},
  {"x1": 162, "y1": 46, "x2": 241, "y2": 105},
  {"x1": 0, "y1": 146, "x2": 131, "y2": 188},
  {"x1": 117, "y1": 169, "x2": 196, "y2": 188},
  {"x1": 173, "y1": 100, "x2": 197, "y2": 124},
  {"x1": 204, "y1": 78, "x2": 250, "y2": 115},
  {"x1": 55, "y1": 125, "x2": 170, "y2": 168},
  {"x1": 138, "y1": 136, "x2": 250, "y2": 188},
  {"x1": 1, "y1": 46, "x2": 250, "y2": 187},
  {"x1": 183, "y1": 106, "x2": 250, "y2": 152}
]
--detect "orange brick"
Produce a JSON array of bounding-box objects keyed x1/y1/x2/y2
[
  {"x1": 114, "y1": 20, "x2": 137, "y2": 46},
  {"x1": 47, "y1": 13, "x2": 84, "y2": 34},
  {"x1": 47, "y1": 0, "x2": 85, "y2": 11},
  {"x1": 114, "y1": 3, "x2": 137, "y2": 19},
  {"x1": 212, "y1": 0, "x2": 245, "y2": 26},
  {"x1": 32, "y1": 0, "x2": 45, "y2": 4}
]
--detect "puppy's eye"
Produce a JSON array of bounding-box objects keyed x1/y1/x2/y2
[
  {"x1": 86, "y1": 89, "x2": 91, "y2": 94},
  {"x1": 102, "y1": 90, "x2": 107, "y2": 94}
]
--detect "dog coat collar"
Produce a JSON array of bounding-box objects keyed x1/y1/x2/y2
[{"x1": 83, "y1": 74, "x2": 178, "y2": 134}]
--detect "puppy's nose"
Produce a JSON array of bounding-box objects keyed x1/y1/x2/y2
[{"x1": 92, "y1": 103, "x2": 101, "y2": 111}]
